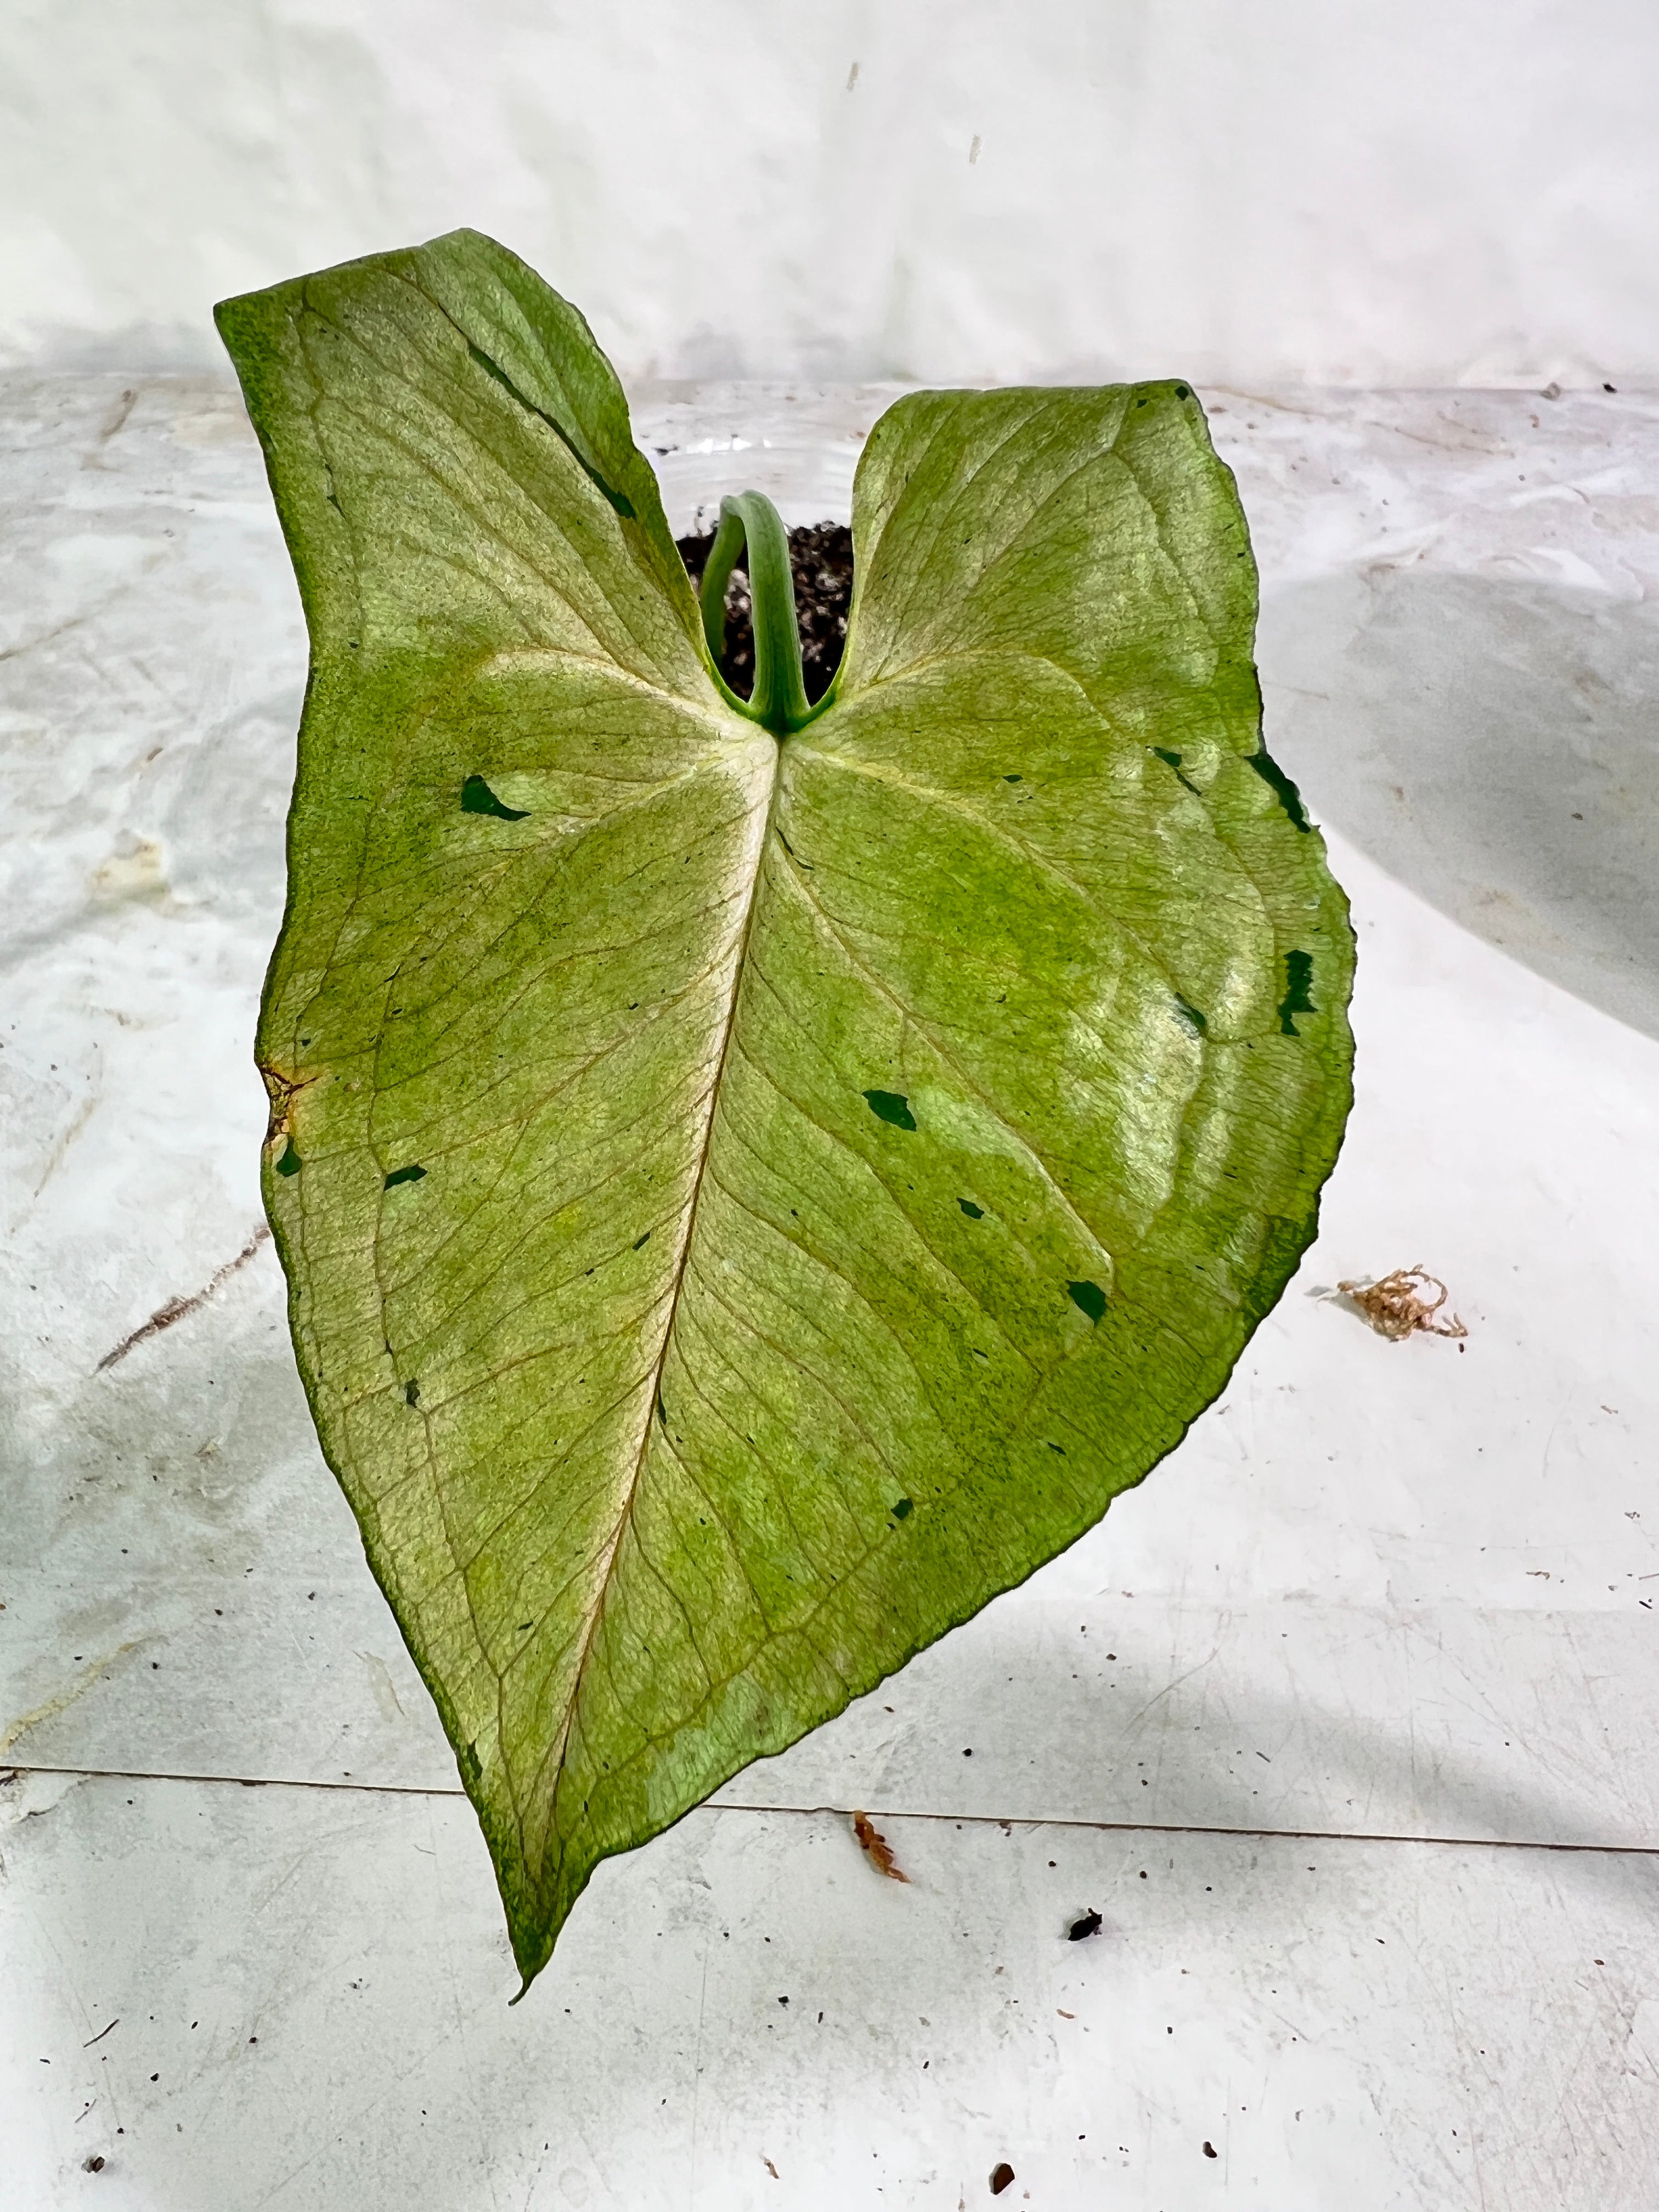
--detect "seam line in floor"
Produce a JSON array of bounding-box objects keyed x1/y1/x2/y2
[{"x1": 5, "y1": 1763, "x2": 1655, "y2": 1858}]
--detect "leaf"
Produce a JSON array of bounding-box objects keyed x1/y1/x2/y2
[
  {"x1": 217, "y1": 231, "x2": 1353, "y2": 1991},
  {"x1": 851, "y1": 1809, "x2": 911, "y2": 1883}
]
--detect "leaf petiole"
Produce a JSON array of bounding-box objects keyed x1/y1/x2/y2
[{"x1": 698, "y1": 490, "x2": 816, "y2": 735}]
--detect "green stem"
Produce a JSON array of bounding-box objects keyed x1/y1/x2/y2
[{"x1": 699, "y1": 490, "x2": 813, "y2": 735}]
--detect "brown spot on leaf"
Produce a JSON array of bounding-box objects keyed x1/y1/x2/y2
[{"x1": 257, "y1": 1060, "x2": 323, "y2": 1148}]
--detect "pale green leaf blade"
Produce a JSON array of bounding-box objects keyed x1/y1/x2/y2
[
  {"x1": 217, "y1": 230, "x2": 766, "y2": 1978},
  {"x1": 219, "y1": 244, "x2": 1352, "y2": 1993}
]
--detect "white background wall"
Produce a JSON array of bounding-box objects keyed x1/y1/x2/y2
[{"x1": 3, "y1": 0, "x2": 1657, "y2": 387}]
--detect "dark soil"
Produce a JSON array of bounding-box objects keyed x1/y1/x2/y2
[{"x1": 676, "y1": 521, "x2": 853, "y2": 706}]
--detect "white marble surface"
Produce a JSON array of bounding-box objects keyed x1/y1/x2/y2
[
  {"x1": 8, "y1": 1771, "x2": 1659, "y2": 2212},
  {"x1": 3, "y1": 376, "x2": 1659, "y2": 2208}
]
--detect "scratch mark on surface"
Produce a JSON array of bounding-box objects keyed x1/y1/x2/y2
[
  {"x1": 357, "y1": 1651, "x2": 408, "y2": 1724},
  {"x1": 0, "y1": 610, "x2": 92, "y2": 664},
  {"x1": 98, "y1": 388, "x2": 138, "y2": 442},
  {"x1": 689, "y1": 1943, "x2": 710, "y2": 2208},
  {"x1": 95, "y1": 1224, "x2": 272, "y2": 1370},
  {"x1": 1116, "y1": 1646, "x2": 1222, "y2": 1741},
  {"x1": 0, "y1": 1646, "x2": 142, "y2": 1758},
  {"x1": 33, "y1": 1064, "x2": 101, "y2": 1197}
]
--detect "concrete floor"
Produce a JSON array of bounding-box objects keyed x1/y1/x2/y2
[{"x1": 3, "y1": 376, "x2": 1658, "y2": 2209}]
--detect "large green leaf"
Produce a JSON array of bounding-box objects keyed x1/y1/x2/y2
[{"x1": 217, "y1": 229, "x2": 1353, "y2": 1990}]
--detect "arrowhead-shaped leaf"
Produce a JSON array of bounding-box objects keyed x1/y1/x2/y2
[{"x1": 217, "y1": 230, "x2": 1353, "y2": 1989}]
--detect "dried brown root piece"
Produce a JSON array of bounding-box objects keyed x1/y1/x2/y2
[
  {"x1": 851, "y1": 1809, "x2": 911, "y2": 1882},
  {"x1": 1336, "y1": 1265, "x2": 1468, "y2": 1343}
]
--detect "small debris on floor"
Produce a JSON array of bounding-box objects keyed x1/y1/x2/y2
[
  {"x1": 990, "y1": 2162, "x2": 1015, "y2": 2194},
  {"x1": 1203, "y1": 2141, "x2": 1218, "y2": 2158},
  {"x1": 83, "y1": 2157, "x2": 105, "y2": 2173},
  {"x1": 1333, "y1": 1265, "x2": 1468, "y2": 1342},
  {"x1": 852, "y1": 1809, "x2": 911, "y2": 1882},
  {"x1": 94, "y1": 1222, "x2": 271, "y2": 1371},
  {"x1": 763, "y1": 2157, "x2": 779, "y2": 2179},
  {"x1": 1068, "y1": 1910, "x2": 1102, "y2": 1940}
]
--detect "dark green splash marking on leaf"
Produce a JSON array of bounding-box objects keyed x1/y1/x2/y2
[
  {"x1": 1278, "y1": 950, "x2": 1317, "y2": 1036},
  {"x1": 891, "y1": 1498, "x2": 913, "y2": 1520},
  {"x1": 1153, "y1": 745, "x2": 1201, "y2": 795},
  {"x1": 466, "y1": 341, "x2": 637, "y2": 518},
  {"x1": 1174, "y1": 995, "x2": 1207, "y2": 1035},
  {"x1": 217, "y1": 228, "x2": 1353, "y2": 1993},
  {"x1": 461, "y1": 774, "x2": 529, "y2": 820},
  {"x1": 1248, "y1": 747, "x2": 1312, "y2": 832},
  {"x1": 384, "y1": 1163, "x2": 427, "y2": 1188},
  {"x1": 1068, "y1": 1280, "x2": 1109, "y2": 1324},
  {"x1": 958, "y1": 1198, "x2": 985, "y2": 1218},
  {"x1": 864, "y1": 1090, "x2": 918, "y2": 1131}
]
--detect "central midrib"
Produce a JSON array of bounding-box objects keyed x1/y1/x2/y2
[{"x1": 531, "y1": 728, "x2": 783, "y2": 1855}]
